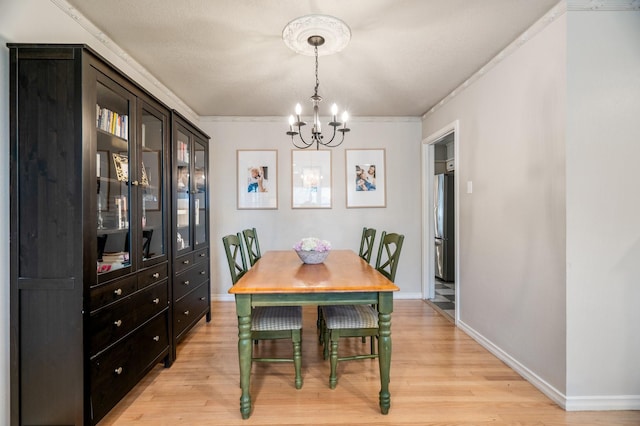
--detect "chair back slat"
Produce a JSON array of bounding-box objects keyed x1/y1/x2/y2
[
  {"x1": 375, "y1": 231, "x2": 404, "y2": 283},
  {"x1": 222, "y1": 232, "x2": 248, "y2": 284},
  {"x1": 242, "y1": 227, "x2": 262, "y2": 266},
  {"x1": 358, "y1": 227, "x2": 376, "y2": 264}
]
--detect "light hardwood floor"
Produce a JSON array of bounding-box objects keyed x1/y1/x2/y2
[{"x1": 98, "y1": 301, "x2": 639, "y2": 425}]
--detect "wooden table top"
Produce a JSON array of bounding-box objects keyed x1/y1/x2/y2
[{"x1": 228, "y1": 250, "x2": 399, "y2": 294}]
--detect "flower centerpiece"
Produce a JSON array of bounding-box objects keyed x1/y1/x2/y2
[{"x1": 293, "y1": 237, "x2": 331, "y2": 264}]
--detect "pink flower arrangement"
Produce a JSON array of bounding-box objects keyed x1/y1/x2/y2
[{"x1": 293, "y1": 237, "x2": 331, "y2": 253}]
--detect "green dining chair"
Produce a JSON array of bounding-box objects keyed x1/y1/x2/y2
[
  {"x1": 222, "y1": 233, "x2": 303, "y2": 389},
  {"x1": 358, "y1": 227, "x2": 377, "y2": 263},
  {"x1": 318, "y1": 227, "x2": 377, "y2": 341},
  {"x1": 242, "y1": 227, "x2": 261, "y2": 266},
  {"x1": 321, "y1": 231, "x2": 404, "y2": 389}
]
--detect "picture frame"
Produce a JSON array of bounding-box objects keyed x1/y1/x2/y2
[
  {"x1": 112, "y1": 152, "x2": 128, "y2": 182},
  {"x1": 292, "y1": 150, "x2": 332, "y2": 209},
  {"x1": 142, "y1": 151, "x2": 160, "y2": 211},
  {"x1": 346, "y1": 148, "x2": 386, "y2": 208},
  {"x1": 237, "y1": 149, "x2": 278, "y2": 209}
]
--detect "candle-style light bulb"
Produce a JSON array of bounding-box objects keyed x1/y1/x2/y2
[
  {"x1": 295, "y1": 103, "x2": 302, "y2": 117},
  {"x1": 341, "y1": 111, "x2": 349, "y2": 126},
  {"x1": 288, "y1": 115, "x2": 295, "y2": 131},
  {"x1": 331, "y1": 103, "x2": 338, "y2": 122}
]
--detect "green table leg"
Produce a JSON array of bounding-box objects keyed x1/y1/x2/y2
[
  {"x1": 235, "y1": 295, "x2": 252, "y2": 419},
  {"x1": 378, "y1": 292, "x2": 393, "y2": 414}
]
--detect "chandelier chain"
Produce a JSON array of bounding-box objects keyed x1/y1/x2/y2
[{"x1": 314, "y1": 45, "x2": 320, "y2": 97}]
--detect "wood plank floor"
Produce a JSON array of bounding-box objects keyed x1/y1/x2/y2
[{"x1": 98, "y1": 301, "x2": 639, "y2": 425}]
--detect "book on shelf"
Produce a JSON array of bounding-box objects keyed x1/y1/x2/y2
[
  {"x1": 101, "y1": 251, "x2": 129, "y2": 263},
  {"x1": 96, "y1": 104, "x2": 128, "y2": 140}
]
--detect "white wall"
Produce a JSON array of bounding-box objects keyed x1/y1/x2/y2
[
  {"x1": 201, "y1": 118, "x2": 423, "y2": 299},
  {"x1": 422, "y1": 12, "x2": 568, "y2": 399},
  {"x1": 566, "y1": 10, "x2": 640, "y2": 406}
]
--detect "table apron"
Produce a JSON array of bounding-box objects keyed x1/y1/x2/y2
[{"x1": 246, "y1": 292, "x2": 388, "y2": 307}]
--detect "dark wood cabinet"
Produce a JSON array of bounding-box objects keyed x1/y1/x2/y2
[
  {"x1": 8, "y1": 44, "x2": 180, "y2": 425},
  {"x1": 170, "y1": 112, "x2": 211, "y2": 359}
]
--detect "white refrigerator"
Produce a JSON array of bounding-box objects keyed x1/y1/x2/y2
[{"x1": 434, "y1": 173, "x2": 454, "y2": 281}]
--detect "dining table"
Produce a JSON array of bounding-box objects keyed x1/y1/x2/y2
[{"x1": 228, "y1": 249, "x2": 400, "y2": 419}]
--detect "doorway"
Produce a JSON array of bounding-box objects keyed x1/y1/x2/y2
[{"x1": 422, "y1": 121, "x2": 459, "y2": 323}]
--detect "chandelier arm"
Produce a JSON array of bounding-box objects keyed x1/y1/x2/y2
[
  {"x1": 323, "y1": 127, "x2": 346, "y2": 148},
  {"x1": 292, "y1": 127, "x2": 314, "y2": 149}
]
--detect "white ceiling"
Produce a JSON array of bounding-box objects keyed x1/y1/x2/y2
[{"x1": 64, "y1": 0, "x2": 560, "y2": 118}]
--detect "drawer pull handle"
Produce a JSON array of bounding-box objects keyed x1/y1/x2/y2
[
  {"x1": 153, "y1": 335, "x2": 160, "y2": 342},
  {"x1": 199, "y1": 270, "x2": 206, "y2": 275},
  {"x1": 152, "y1": 272, "x2": 160, "y2": 279},
  {"x1": 183, "y1": 280, "x2": 190, "y2": 285},
  {"x1": 152, "y1": 298, "x2": 160, "y2": 304},
  {"x1": 114, "y1": 367, "x2": 123, "y2": 375},
  {"x1": 114, "y1": 320, "x2": 122, "y2": 327},
  {"x1": 184, "y1": 310, "x2": 190, "y2": 316},
  {"x1": 199, "y1": 253, "x2": 206, "y2": 257},
  {"x1": 183, "y1": 259, "x2": 190, "y2": 265},
  {"x1": 114, "y1": 288, "x2": 123, "y2": 296},
  {"x1": 199, "y1": 297, "x2": 206, "y2": 301}
]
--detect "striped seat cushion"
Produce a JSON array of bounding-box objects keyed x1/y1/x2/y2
[
  {"x1": 323, "y1": 305, "x2": 378, "y2": 329},
  {"x1": 251, "y1": 306, "x2": 302, "y2": 331}
]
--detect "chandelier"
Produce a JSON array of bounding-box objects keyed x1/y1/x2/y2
[{"x1": 283, "y1": 15, "x2": 351, "y2": 150}]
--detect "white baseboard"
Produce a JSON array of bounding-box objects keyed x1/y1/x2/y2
[{"x1": 457, "y1": 319, "x2": 640, "y2": 411}]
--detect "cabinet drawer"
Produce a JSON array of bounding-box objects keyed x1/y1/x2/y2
[
  {"x1": 194, "y1": 247, "x2": 209, "y2": 265},
  {"x1": 90, "y1": 298, "x2": 136, "y2": 355},
  {"x1": 90, "y1": 313, "x2": 168, "y2": 423},
  {"x1": 132, "y1": 280, "x2": 168, "y2": 326},
  {"x1": 91, "y1": 275, "x2": 137, "y2": 311},
  {"x1": 138, "y1": 262, "x2": 168, "y2": 290},
  {"x1": 173, "y1": 263, "x2": 209, "y2": 301},
  {"x1": 173, "y1": 282, "x2": 209, "y2": 338},
  {"x1": 174, "y1": 252, "x2": 194, "y2": 275},
  {"x1": 90, "y1": 281, "x2": 168, "y2": 355}
]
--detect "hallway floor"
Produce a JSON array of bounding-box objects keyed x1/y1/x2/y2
[{"x1": 431, "y1": 278, "x2": 455, "y2": 321}]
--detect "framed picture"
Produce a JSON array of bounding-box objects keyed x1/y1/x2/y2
[
  {"x1": 346, "y1": 149, "x2": 386, "y2": 208},
  {"x1": 237, "y1": 150, "x2": 278, "y2": 209},
  {"x1": 112, "y1": 152, "x2": 128, "y2": 182},
  {"x1": 292, "y1": 150, "x2": 332, "y2": 209},
  {"x1": 142, "y1": 151, "x2": 160, "y2": 211}
]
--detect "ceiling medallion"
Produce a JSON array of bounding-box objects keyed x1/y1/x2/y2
[{"x1": 282, "y1": 14, "x2": 351, "y2": 56}]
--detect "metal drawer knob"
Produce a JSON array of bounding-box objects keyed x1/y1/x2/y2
[
  {"x1": 114, "y1": 367, "x2": 123, "y2": 375},
  {"x1": 153, "y1": 335, "x2": 160, "y2": 342},
  {"x1": 183, "y1": 280, "x2": 190, "y2": 285},
  {"x1": 114, "y1": 288, "x2": 123, "y2": 296},
  {"x1": 152, "y1": 298, "x2": 160, "y2": 304},
  {"x1": 152, "y1": 272, "x2": 160, "y2": 279},
  {"x1": 199, "y1": 270, "x2": 206, "y2": 275},
  {"x1": 183, "y1": 259, "x2": 190, "y2": 265},
  {"x1": 199, "y1": 253, "x2": 206, "y2": 257},
  {"x1": 184, "y1": 310, "x2": 190, "y2": 315},
  {"x1": 199, "y1": 297, "x2": 206, "y2": 301},
  {"x1": 114, "y1": 319, "x2": 122, "y2": 327}
]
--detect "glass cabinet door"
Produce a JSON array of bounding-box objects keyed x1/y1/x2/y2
[
  {"x1": 175, "y1": 129, "x2": 191, "y2": 252},
  {"x1": 96, "y1": 78, "x2": 133, "y2": 277},
  {"x1": 194, "y1": 137, "x2": 207, "y2": 247},
  {"x1": 139, "y1": 105, "x2": 166, "y2": 264}
]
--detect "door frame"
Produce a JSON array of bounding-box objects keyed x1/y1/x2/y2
[{"x1": 421, "y1": 120, "x2": 459, "y2": 322}]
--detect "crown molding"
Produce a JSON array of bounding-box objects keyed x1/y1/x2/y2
[
  {"x1": 568, "y1": 0, "x2": 640, "y2": 10},
  {"x1": 50, "y1": 0, "x2": 198, "y2": 121},
  {"x1": 199, "y1": 116, "x2": 421, "y2": 123}
]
